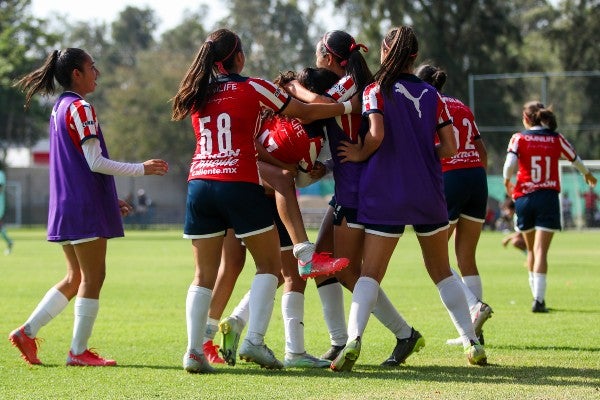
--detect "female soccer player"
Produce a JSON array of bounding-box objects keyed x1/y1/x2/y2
[
  {"x1": 287, "y1": 30, "x2": 424, "y2": 367},
  {"x1": 333, "y1": 26, "x2": 487, "y2": 370},
  {"x1": 503, "y1": 101, "x2": 597, "y2": 312},
  {"x1": 170, "y1": 28, "x2": 352, "y2": 373},
  {"x1": 205, "y1": 67, "x2": 340, "y2": 369},
  {"x1": 416, "y1": 64, "x2": 493, "y2": 344},
  {"x1": 9, "y1": 48, "x2": 168, "y2": 366}
]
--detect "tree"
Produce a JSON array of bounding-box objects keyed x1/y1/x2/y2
[
  {"x1": 111, "y1": 6, "x2": 158, "y2": 67},
  {"x1": 219, "y1": 0, "x2": 315, "y2": 78},
  {"x1": 99, "y1": 18, "x2": 212, "y2": 179},
  {"x1": 0, "y1": 0, "x2": 59, "y2": 159},
  {"x1": 545, "y1": 0, "x2": 600, "y2": 159},
  {"x1": 159, "y1": 7, "x2": 208, "y2": 53}
]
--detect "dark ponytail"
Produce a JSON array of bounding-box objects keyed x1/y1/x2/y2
[
  {"x1": 171, "y1": 29, "x2": 242, "y2": 120},
  {"x1": 15, "y1": 48, "x2": 88, "y2": 110},
  {"x1": 523, "y1": 101, "x2": 558, "y2": 131},
  {"x1": 415, "y1": 64, "x2": 447, "y2": 91}
]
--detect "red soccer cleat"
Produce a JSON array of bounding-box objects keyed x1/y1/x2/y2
[
  {"x1": 8, "y1": 326, "x2": 42, "y2": 365},
  {"x1": 66, "y1": 349, "x2": 116, "y2": 367},
  {"x1": 203, "y1": 340, "x2": 225, "y2": 364},
  {"x1": 298, "y1": 252, "x2": 350, "y2": 280}
]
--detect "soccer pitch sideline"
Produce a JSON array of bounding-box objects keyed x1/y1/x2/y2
[{"x1": 1, "y1": 228, "x2": 599, "y2": 399}]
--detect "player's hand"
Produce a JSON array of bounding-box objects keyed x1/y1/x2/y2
[
  {"x1": 143, "y1": 159, "x2": 169, "y2": 176},
  {"x1": 585, "y1": 172, "x2": 597, "y2": 188},
  {"x1": 309, "y1": 161, "x2": 327, "y2": 179},
  {"x1": 338, "y1": 136, "x2": 365, "y2": 163},
  {"x1": 118, "y1": 199, "x2": 134, "y2": 216}
]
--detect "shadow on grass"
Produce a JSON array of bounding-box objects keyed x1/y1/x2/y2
[
  {"x1": 108, "y1": 362, "x2": 600, "y2": 389},
  {"x1": 540, "y1": 307, "x2": 600, "y2": 314},
  {"x1": 490, "y1": 344, "x2": 600, "y2": 352}
]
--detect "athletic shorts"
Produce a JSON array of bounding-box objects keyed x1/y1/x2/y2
[
  {"x1": 514, "y1": 189, "x2": 561, "y2": 232},
  {"x1": 183, "y1": 179, "x2": 274, "y2": 239},
  {"x1": 57, "y1": 237, "x2": 99, "y2": 245},
  {"x1": 364, "y1": 221, "x2": 449, "y2": 238},
  {"x1": 443, "y1": 167, "x2": 488, "y2": 223},
  {"x1": 332, "y1": 202, "x2": 364, "y2": 229},
  {"x1": 266, "y1": 195, "x2": 293, "y2": 250}
]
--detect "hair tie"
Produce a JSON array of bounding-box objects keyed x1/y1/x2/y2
[
  {"x1": 214, "y1": 61, "x2": 227, "y2": 74},
  {"x1": 349, "y1": 41, "x2": 368, "y2": 54}
]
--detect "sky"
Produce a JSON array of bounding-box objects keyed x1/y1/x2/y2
[{"x1": 30, "y1": 0, "x2": 225, "y2": 34}]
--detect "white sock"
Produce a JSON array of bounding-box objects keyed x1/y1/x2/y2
[
  {"x1": 245, "y1": 274, "x2": 278, "y2": 346},
  {"x1": 532, "y1": 272, "x2": 547, "y2": 302},
  {"x1": 372, "y1": 288, "x2": 412, "y2": 339},
  {"x1": 462, "y1": 275, "x2": 483, "y2": 301},
  {"x1": 292, "y1": 241, "x2": 315, "y2": 263},
  {"x1": 231, "y1": 290, "x2": 250, "y2": 326},
  {"x1": 317, "y1": 281, "x2": 348, "y2": 346},
  {"x1": 203, "y1": 318, "x2": 220, "y2": 343},
  {"x1": 347, "y1": 277, "x2": 379, "y2": 341},
  {"x1": 186, "y1": 285, "x2": 212, "y2": 351},
  {"x1": 282, "y1": 291, "x2": 305, "y2": 354},
  {"x1": 71, "y1": 297, "x2": 99, "y2": 355},
  {"x1": 451, "y1": 268, "x2": 478, "y2": 310},
  {"x1": 528, "y1": 271, "x2": 536, "y2": 298},
  {"x1": 436, "y1": 276, "x2": 476, "y2": 348},
  {"x1": 24, "y1": 287, "x2": 69, "y2": 338}
]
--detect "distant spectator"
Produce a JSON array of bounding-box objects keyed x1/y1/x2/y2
[
  {"x1": 581, "y1": 187, "x2": 599, "y2": 228},
  {"x1": 561, "y1": 192, "x2": 574, "y2": 229},
  {"x1": 136, "y1": 189, "x2": 151, "y2": 228}
]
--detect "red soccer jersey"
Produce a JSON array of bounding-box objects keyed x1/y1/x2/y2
[
  {"x1": 439, "y1": 95, "x2": 484, "y2": 172},
  {"x1": 256, "y1": 115, "x2": 323, "y2": 172},
  {"x1": 188, "y1": 75, "x2": 290, "y2": 184},
  {"x1": 507, "y1": 128, "x2": 577, "y2": 199},
  {"x1": 327, "y1": 75, "x2": 362, "y2": 142}
]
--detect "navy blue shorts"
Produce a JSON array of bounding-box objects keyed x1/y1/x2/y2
[
  {"x1": 443, "y1": 167, "x2": 488, "y2": 223},
  {"x1": 332, "y1": 201, "x2": 364, "y2": 229},
  {"x1": 514, "y1": 190, "x2": 561, "y2": 232},
  {"x1": 363, "y1": 221, "x2": 449, "y2": 238},
  {"x1": 183, "y1": 179, "x2": 274, "y2": 239},
  {"x1": 266, "y1": 195, "x2": 293, "y2": 250}
]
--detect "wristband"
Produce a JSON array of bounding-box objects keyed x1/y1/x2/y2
[{"x1": 342, "y1": 101, "x2": 352, "y2": 114}]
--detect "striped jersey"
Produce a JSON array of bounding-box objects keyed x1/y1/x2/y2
[
  {"x1": 188, "y1": 74, "x2": 290, "y2": 184},
  {"x1": 439, "y1": 95, "x2": 484, "y2": 172},
  {"x1": 326, "y1": 74, "x2": 362, "y2": 142},
  {"x1": 506, "y1": 127, "x2": 577, "y2": 199}
]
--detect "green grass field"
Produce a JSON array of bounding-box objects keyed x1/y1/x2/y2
[{"x1": 1, "y1": 228, "x2": 599, "y2": 399}]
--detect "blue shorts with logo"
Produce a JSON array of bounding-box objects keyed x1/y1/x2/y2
[
  {"x1": 443, "y1": 167, "x2": 488, "y2": 223},
  {"x1": 183, "y1": 179, "x2": 274, "y2": 239},
  {"x1": 332, "y1": 201, "x2": 364, "y2": 229},
  {"x1": 514, "y1": 189, "x2": 561, "y2": 232}
]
